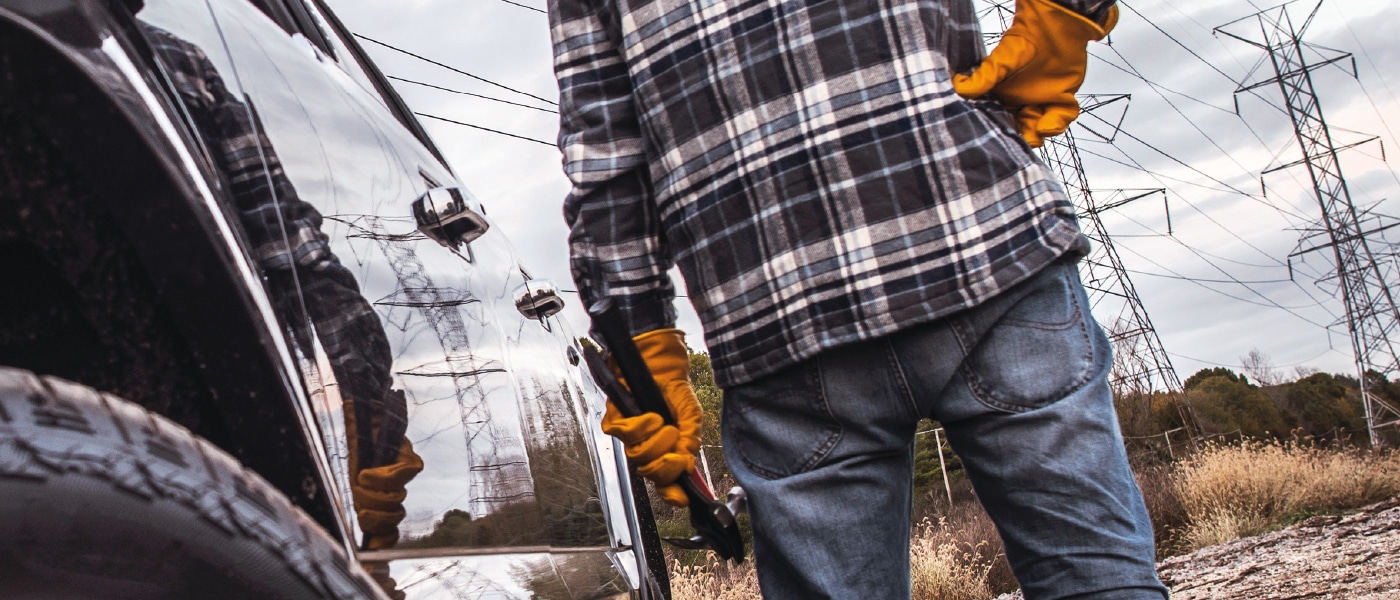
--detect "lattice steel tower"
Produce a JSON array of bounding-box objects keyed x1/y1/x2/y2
[
  {"x1": 976, "y1": 1, "x2": 1197, "y2": 438},
  {"x1": 1041, "y1": 129, "x2": 1196, "y2": 437},
  {"x1": 1217, "y1": 1, "x2": 1400, "y2": 446}
]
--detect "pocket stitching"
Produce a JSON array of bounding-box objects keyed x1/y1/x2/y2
[
  {"x1": 959, "y1": 268, "x2": 1096, "y2": 412},
  {"x1": 734, "y1": 361, "x2": 843, "y2": 480}
]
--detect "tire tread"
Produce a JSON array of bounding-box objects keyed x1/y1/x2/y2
[{"x1": 0, "y1": 367, "x2": 381, "y2": 599}]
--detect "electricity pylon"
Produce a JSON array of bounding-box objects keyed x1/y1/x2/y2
[
  {"x1": 1217, "y1": 1, "x2": 1400, "y2": 446},
  {"x1": 971, "y1": 2, "x2": 1199, "y2": 443},
  {"x1": 1040, "y1": 126, "x2": 1199, "y2": 439}
]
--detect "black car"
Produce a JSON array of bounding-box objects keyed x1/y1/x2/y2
[{"x1": 0, "y1": 0, "x2": 668, "y2": 597}]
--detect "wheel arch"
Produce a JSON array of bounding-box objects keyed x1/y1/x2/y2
[{"x1": 0, "y1": 4, "x2": 346, "y2": 540}]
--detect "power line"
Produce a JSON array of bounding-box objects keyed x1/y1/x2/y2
[
  {"x1": 1112, "y1": 2, "x2": 1334, "y2": 223},
  {"x1": 389, "y1": 75, "x2": 558, "y2": 113},
  {"x1": 558, "y1": 288, "x2": 692, "y2": 299},
  {"x1": 416, "y1": 112, "x2": 556, "y2": 147},
  {"x1": 1095, "y1": 42, "x2": 1279, "y2": 194},
  {"x1": 1075, "y1": 134, "x2": 1339, "y2": 307},
  {"x1": 493, "y1": 0, "x2": 547, "y2": 14},
  {"x1": 1168, "y1": 346, "x2": 1345, "y2": 372},
  {"x1": 1082, "y1": 136, "x2": 1311, "y2": 260},
  {"x1": 1110, "y1": 204, "x2": 1340, "y2": 319},
  {"x1": 1122, "y1": 267, "x2": 1294, "y2": 285},
  {"x1": 1073, "y1": 143, "x2": 1246, "y2": 197},
  {"x1": 354, "y1": 33, "x2": 558, "y2": 106},
  {"x1": 1112, "y1": 240, "x2": 1335, "y2": 324}
]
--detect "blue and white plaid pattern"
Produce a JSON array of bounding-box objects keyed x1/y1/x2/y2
[
  {"x1": 147, "y1": 26, "x2": 392, "y2": 403},
  {"x1": 552, "y1": 0, "x2": 1106, "y2": 386}
]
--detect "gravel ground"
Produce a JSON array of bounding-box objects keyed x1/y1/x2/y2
[{"x1": 999, "y1": 497, "x2": 1400, "y2": 599}]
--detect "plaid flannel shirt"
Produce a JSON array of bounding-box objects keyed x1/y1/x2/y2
[
  {"x1": 553, "y1": 0, "x2": 1107, "y2": 387},
  {"x1": 147, "y1": 26, "x2": 392, "y2": 406}
]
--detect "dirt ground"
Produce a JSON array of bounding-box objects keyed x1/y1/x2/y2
[
  {"x1": 998, "y1": 497, "x2": 1400, "y2": 599},
  {"x1": 1157, "y1": 497, "x2": 1400, "y2": 599}
]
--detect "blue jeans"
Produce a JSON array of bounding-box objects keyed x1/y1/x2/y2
[{"x1": 721, "y1": 260, "x2": 1167, "y2": 599}]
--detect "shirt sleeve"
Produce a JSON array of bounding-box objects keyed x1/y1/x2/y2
[{"x1": 550, "y1": 0, "x2": 677, "y2": 338}]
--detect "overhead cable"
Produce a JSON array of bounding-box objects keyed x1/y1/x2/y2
[
  {"x1": 389, "y1": 76, "x2": 558, "y2": 113},
  {"x1": 354, "y1": 33, "x2": 558, "y2": 106},
  {"x1": 1166, "y1": 347, "x2": 1343, "y2": 371},
  {"x1": 494, "y1": 0, "x2": 547, "y2": 14},
  {"x1": 1123, "y1": 267, "x2": 1294, "y2": 285},
  {"x1": 1112, "y1": 241, "x2": 1336, "y2": 324},
  {"x1": 1093, "y1": 142, "x2": 1339, "y2": 308},
  {"x1": 1096, "y1": 43, "x2": 1282, "y2": 188},
  {"x1": 1113, "y1": 208, "x2": 1340, "y2": 320},
  {"x1": 416, "y1": 112, "x2": 557, "y2": 147}
]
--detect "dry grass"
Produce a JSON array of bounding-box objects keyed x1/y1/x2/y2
[
  {"x1": 910, "y1": 518, "x2": 999, "y2": 600},
  {"x1": 672, "y1": 442, "x2": 1400, "y2": 597},
  {"x1": 670, "y1": 557, "x2": 761, "y2": 600},
  {"x1": 669, "y1": 512, "x2": 1006, "y2": 600},
  {"x1": 1173, "y1": 440, "x2": 1400, "y2": 552},
  {"x1": 1134, "y1": 463, "x2": 1188, "y2": 558}
]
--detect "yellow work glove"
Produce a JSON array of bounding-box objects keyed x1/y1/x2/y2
[
  {"x1": 600, "y1": 328, "x2": 703, "y2": 507},
  {"x1": 953, "y1": 0, "x2": 1119, "y2": 147},
  {"x1": 352, "y1": 438, "x2": 424, "y2": 550}
]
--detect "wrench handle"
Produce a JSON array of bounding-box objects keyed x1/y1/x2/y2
[{"x1": 587, "y1": 298, "x2": 674, "y2": 424}]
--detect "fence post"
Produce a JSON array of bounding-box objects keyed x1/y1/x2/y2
[
  {"x1": 698, "y1": 446, "x2": 716, "y2": 492},
  {"x1": 935, "y1": 428, "x2": 953, "y2": 506}
]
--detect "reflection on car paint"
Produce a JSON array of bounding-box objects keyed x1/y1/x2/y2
[
  {"x1": 113, "y1": 0, "x2": 653, "y2": 595},
  {"x1": 144, "y1": 0, "x2": 626, "y2": 557},
  {"x1": 375, "y1": 552, "x2": 632, "y2": 600},
  {"x1": 134, "y1": 9, "x2": 421, "y2": 551}
]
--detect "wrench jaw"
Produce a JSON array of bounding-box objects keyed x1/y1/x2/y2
[
  {"x1": 664, "y1": 500, "x2": 744, "y2": 560},
  {"x1": 661, "y1": 486, "x2": 748, "y2": 561},
  {"x1": 725, "y1": 486, "x2": 748, "y2": 517}
]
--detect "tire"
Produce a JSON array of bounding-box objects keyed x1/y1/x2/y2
[{"x1": 0, "y1": 367, "x2": 384, "y2": 600}]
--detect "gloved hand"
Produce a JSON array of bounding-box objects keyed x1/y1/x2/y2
[
  {"x1": 953, "y1": 0, "x2": 1118, "y2": 148},
  {"x1": 353, "y1": 438, "x2": 424, "y2": 550},
  {"x1": 600, "y1": 328, "x2": 702, "y2": 507}
]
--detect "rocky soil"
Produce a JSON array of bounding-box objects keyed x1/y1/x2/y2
[
  {"x1": 1157, "y1": 497, "x2": 1400, "y2": 599},
  {"x1": 999, "y1": 497, "x2": 1400, "y2": 599}
]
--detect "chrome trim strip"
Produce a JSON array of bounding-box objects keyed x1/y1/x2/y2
[
  {"x1": 99, "y1": 32, "x2": 350, "y2": 550},
  {"x1": 358, "y1": 545, "x2": 620, "y2": 562}
]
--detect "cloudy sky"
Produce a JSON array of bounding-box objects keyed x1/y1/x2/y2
[{"x1": 330, "y1": 0, "x2": 1400, "y2": 384}]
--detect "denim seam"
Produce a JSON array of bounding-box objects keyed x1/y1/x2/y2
[
  {"x1": 736, "y1": 361, "x2": 843, "y2": 480},
  {"x1": 797, "y1": 356, "x2": 843, "y2": 475},
  {"x1": 957, "y1": 267, "x2": 1097, "y2": 414},
  {"x1": 883, "y1": 337, "x2": 919, "y2": 422}
]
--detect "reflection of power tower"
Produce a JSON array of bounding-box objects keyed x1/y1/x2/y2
[
  {"x1": 342, "y1": 215, "x2": 533, "y2": 511},
  {"x1": 399, "y1": 560, "x2": 517, "y2": 600},
  {"x1": 1217, "y1": 2, "x2": 1400, "y2": 446},
  {"x1": 973, "y1": 1, "x2": 1197, "y2": 436}
]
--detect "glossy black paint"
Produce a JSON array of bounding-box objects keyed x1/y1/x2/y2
[
  {"x1": 0, "y1": 2, "x2": 341, "y2": 532},
  {"x1": 0, "y1": 0, "x2": 660, "y2": 597}
]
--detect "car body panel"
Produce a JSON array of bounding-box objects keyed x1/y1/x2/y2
[
  {"x1": 0, "y1": 0, "x2": 347, "y2": 539},
  {"x1": 0, "y1": 0, "x2": 658, "y2": 597}
]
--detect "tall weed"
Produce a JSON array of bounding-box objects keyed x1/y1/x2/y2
[
  {"x1": 669, "y1": 515, "x2": 1006, "y2": 600},
  {"x1": 910, "y1": 518, "x2": 998, "y2": 600},
  {"x1": 1173, "y1": 440, "x2": 1400, "y2": 552},
  {"x1": 670, "y1": 557, "x2": 761, "y2": 600}
]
